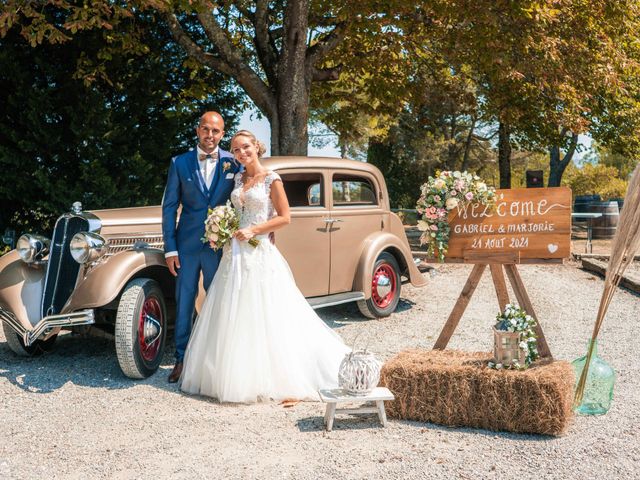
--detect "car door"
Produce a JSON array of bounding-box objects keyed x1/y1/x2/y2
[
  {"x1": 329, "y1": 171, "x2": 385, "y2": 294},
  {"x1": 273, "y1": 169, "x2": 331, "y2": 297}
]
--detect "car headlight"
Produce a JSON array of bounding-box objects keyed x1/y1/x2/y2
[
  {"x1": 70, "y1": 232, "x2": 107, "y2": 264},
  {"x1": 16, "y1": 234, "x2": 50, "y2": 264}
]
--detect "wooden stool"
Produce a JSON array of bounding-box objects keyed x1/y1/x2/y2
[{"x1": 318, "y1": 387, "x2": 395, "y2": 432}]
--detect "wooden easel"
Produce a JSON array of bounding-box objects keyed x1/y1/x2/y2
[{"x1": 433, "y1": 252, "x2": 553, "y2": 359}]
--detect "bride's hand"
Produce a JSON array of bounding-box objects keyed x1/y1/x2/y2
[{"x1": 234, "y1": 227, "x2": 256, "y2": 242}]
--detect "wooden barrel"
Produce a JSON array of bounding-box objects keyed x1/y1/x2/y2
[
  {"x1": 588, "y1": 201, "x2": 619, "y2": 239},
  {"x1": 610, "y1": 197, "x2": 624, "y2": 211},
  {"x1": 574, "y1": 194, "x2": 601, "y2": 214}
]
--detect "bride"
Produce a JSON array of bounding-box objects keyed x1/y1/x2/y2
[{"x1": 180, "y1": 130, "x2": 350, "y2": 403}]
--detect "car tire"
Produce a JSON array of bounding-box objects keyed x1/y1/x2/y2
[
  {"x1": 115, "y1": 278, "x2": 167, "y2": 379},
  {"x1": 2, "y1": 321, "x2": 57, "y2": 356},
  {"x1": 357, "y1": 252, "x2": 401, "y2": 319}
]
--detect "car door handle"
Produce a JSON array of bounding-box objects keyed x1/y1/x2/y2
[{"x1": 324, "y1": 218, "x2": 344, "y2": 224}]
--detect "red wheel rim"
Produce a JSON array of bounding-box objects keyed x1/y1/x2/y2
[
  {"x1": 138, "y1": 297, "x2": 163, "y2": 362},
  {"x1": 371, "y1": 263, "x2": 397, "y2": 309}
]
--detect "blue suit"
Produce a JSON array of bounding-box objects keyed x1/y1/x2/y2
[{"x1": 162, "y1": 148, "x2": 241, "y2": 361}]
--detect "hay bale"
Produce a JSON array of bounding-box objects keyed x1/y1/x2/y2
[{"x1": 380, "y1": 350, "x2": 575, "y2": 436}]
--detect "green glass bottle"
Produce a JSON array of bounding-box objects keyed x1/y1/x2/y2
[{"x1": 572, "y1": 340, "x2": 615, "y2": 415}]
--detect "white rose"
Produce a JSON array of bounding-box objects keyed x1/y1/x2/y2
[
  {"x1": 476, "y1": 182, "x2": 487, "y2": 192},
  {"x1": 445, "y1": 197, "x2": 459, "y2": 210},
  {"x1": 417, "y1": 220, "x2": 430, "y2": 231},
  {"x1": 433, "y1": 179, "x2": 446, "y2": 190}
]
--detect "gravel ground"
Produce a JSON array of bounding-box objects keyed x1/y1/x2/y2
[{"x1": 1, "y1": 261, "x2": 639, "y2": 480}]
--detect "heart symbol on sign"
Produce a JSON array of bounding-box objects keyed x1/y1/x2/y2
[{"x1": 547, "y1": 243, "x2": 558, "y2": 254}]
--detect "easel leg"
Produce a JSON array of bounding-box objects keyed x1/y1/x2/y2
[
  {"x1": 434, "y1": 264, "x2": 487, "y2": 350},
  {"x1": 503, "y1": 264, "x2": 552, "y2": 359},
  {"x1": 489, "y1": 264, "x2": 510, "y2": 311}
]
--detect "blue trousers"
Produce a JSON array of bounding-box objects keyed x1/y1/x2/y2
[{"x1": 174, "y1": 247, "x2": 222, "y2": 361}]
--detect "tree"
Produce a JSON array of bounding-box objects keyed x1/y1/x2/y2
[
  {"x1": 428, "y1": 0, "x2": 638, "y2": 188},
  {"x1": 3, "y1": 0, "x2": 410, "y2": 155},
  {"x1": 0, "y1": 12, "x2": 243, "y2": 234}
]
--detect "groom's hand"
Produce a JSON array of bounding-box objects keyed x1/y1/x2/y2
[{"x1": 166, "y1": 256, "x2": 181, "y2": 276}]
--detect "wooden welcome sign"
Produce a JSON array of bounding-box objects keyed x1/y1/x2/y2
[
  {"x1": 432, "y1": 187, "x2": 573, "y2": 359},
  {"x1": 446, "y1": 187, "x2": 572, "y2": 263}
]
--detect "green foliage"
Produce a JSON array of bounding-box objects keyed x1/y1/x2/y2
[
  {"x1": 562, "y1": 163, "x2": 629, "y2": 200},
  {"x1": 0, "y1": 12, "x2": 242, "y2": 235}
]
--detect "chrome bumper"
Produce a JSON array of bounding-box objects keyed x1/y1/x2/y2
[{"x1": 0, "y1": 308, "x2": 95, "y2": 346}]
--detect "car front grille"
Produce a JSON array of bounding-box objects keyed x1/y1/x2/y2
[
  {"x1": 104, "y1": 234, "x2": 164, "y2": 257},
  {"x1": 41, "y1": 215, "x2": 89, "y2": 318}
]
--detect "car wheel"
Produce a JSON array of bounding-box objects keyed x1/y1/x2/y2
[
  {"x1": 2, "y1": 321, "x2": 57, "y2": 356},
  {"x1": 357, "y1": 252, "x2": 401, "y2": 319},
  {"x1": 115, "y1": 278, "x2": 167, "y2": 379}
]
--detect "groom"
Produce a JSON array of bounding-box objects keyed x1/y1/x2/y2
[{"x1": 162, "y1": 111, "x2": 241, "y2": 383}]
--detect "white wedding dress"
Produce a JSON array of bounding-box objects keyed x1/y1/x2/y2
[{"x1": 180, "y1": 171, "x2": 350, "y2": 403}]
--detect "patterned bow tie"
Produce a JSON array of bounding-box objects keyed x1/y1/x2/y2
[{"x1": 199, "y1": 153, "x2": 216, "y2": 162}]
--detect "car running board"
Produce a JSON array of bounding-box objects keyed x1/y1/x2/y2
[{"x1": 307, "y1": 292, "x2": 366, "y2": 309}]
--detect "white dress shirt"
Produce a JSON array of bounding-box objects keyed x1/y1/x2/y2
[
  {"x1": 197, "y1": 145, "x2": 218, "y2": 189},
  {"x1": 165, "y1": 146, "x2": 219, "y2": 259}
]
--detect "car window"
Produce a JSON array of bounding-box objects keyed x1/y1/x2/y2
[
  {"x1": 332, "y1": 174, "x2": 377, "y2": 206},
  {"x1": 280, "y1": 172, "x2": 324, "y2": 208}
]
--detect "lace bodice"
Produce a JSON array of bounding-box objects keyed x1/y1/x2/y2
[{"x1": 230, "y1": 171, "x2": 281, "y2": 229}]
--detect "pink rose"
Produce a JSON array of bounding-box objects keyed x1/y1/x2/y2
[
  {"x1": 434, "y1": 195, "x2": 441, "y2": 202},
  {"x1": 450, "y1": 190, "x2": 457, "y2": 196},
  {"x1": 465, "y1": 192, "x2": 474, "y2": 201},
  {"x1": 430, "y1": 224, "x2": 439, "y2": 231}
]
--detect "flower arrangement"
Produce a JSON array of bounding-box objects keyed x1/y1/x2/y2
[
  {"x1": 416, "y1": 170, "x2": 495, "y2": 262},
  {"x1": 488, "y1": 304, "x2": 539, "y2": 370},
  {"x1": 202, "y1": 201, "x2": 259, "y2": 250}
]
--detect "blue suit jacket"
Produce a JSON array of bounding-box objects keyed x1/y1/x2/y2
[{"x1": 162, "y1": 148, "x2": 241, "y2": 255}]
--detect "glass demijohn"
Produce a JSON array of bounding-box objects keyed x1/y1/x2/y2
[{"x1": 572, "y1": 340, "x2": 615, "y2": 415}]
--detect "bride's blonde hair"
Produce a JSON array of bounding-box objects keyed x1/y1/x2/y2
[{"x1": 230, "y1": 130, "x2": 267, "y2": 158}]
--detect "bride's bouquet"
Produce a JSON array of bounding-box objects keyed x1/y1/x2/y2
[{"x1": 202, "y1": 202, "x2": 259, "y2": 250}]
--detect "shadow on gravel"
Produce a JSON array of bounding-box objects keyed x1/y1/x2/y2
[
  {"x1": 296, "y1": 415, "x2": 560, "y2": 437},
  {"x1": 0, "y1": 301, "x2": 403, "y2": 397},
  {"x1": 394, "y1": 419, "x2": 558, "y2": 441},
  {"x1": 395, "y1": 298, "x2": 416, "y2": 313},
  {"x1": 296, "y1": 415, "x2": 387, "y2": 432},
  {"x1": 0, "y1": 332, "x2": 183, "y2": 395}
]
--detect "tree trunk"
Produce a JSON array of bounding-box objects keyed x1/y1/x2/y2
[
  {"x1": 460, "y1": 118, "x2": 476, "y2": 172},
  {"x1": 498, "y1": 121, "x2": 512, "y2": 189},
  {"x1": 270, "y1": 0, "x2": 311, "y2": 156},
  {"x1": 548, "y1": 132, "x2": 579, "y2": 187}
]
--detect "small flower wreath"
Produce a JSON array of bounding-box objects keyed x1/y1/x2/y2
[
  {"x1": 416, "y1": 170, "x2": 495, "y2": 262},
  {"x1": 488, "y1": 304, "x2": 539, "y2": 370}
]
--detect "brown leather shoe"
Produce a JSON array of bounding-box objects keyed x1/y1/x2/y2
[{"x1": 168, "y1": 362, "x2": 183, "y2": 383}]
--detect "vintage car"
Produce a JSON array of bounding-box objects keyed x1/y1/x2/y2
[{"x1": 0, "y1": 157, "x2": 426, "y2": 378}]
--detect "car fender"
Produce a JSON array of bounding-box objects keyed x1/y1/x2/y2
[
  {"x1": 0, "y1": 250, "x2": 46, "y2": 330},
  {"x1": 354, "y1": 231, "x2": 427, "y2": 298},
  {"x1": 388, "y1": 212, "x2": 428, "y2": 288},
  {"x1": 62, "y1": 249, "x2": 172, "y2": 313}
]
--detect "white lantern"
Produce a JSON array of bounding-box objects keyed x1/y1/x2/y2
[{"x1": 338, "y1": 350, "x2": 381, "y2": 396}]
